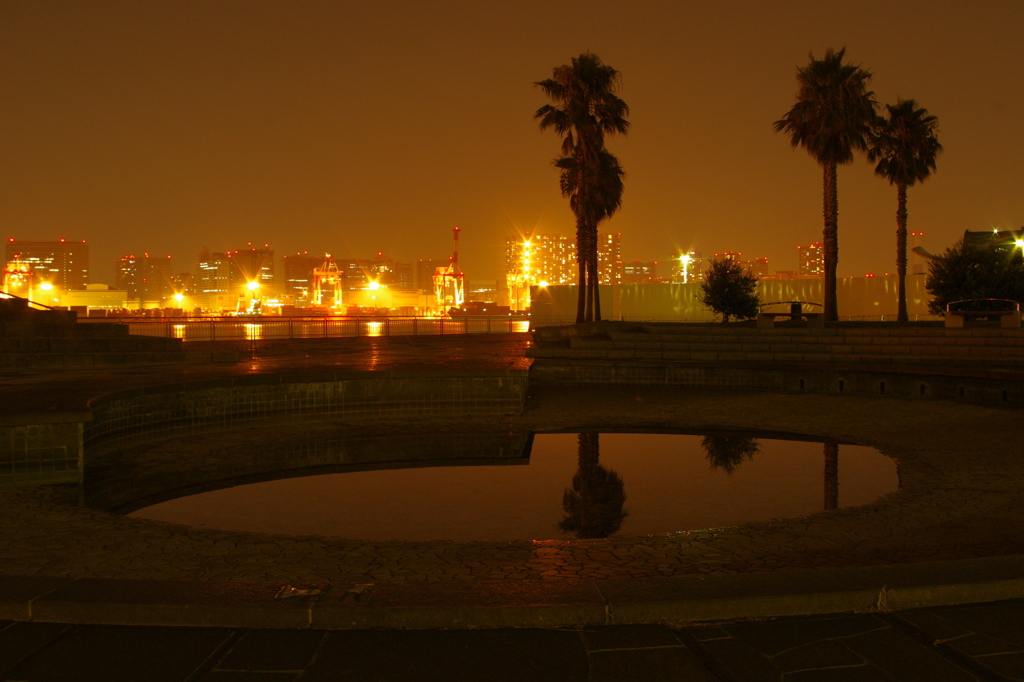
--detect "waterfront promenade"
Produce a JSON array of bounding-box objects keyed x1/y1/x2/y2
[{"x1": 2, "y1": 329, "x2": 1024, "y2": 679}]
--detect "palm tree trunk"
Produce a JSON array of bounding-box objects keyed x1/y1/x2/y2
[
  {"x1": 576, "y1": 222, "x2": 587, "y2": 324},
  {"x1": 591, "y1": 230, "x2": 602, "y2": 321},
  {"x1": 896, "y1": 184, "x2": 909, "y2": 323},
  {"x1": 576, "y1": 257, "x2": 586, "y2": 324},
  {"x1": 823, "y1": 442, "x2": 839, "y2": 510},
  {"x1": 822, "y1": 161, "x2": 839, "y2": 322}
]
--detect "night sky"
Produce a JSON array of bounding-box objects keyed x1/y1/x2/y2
[{"x1": 2, "y1": 0, "x2": 1022, "y2": 284}]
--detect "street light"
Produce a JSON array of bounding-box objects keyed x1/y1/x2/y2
[{"x1": 679, "y1": 253, "x2": 692, "y2": 284}]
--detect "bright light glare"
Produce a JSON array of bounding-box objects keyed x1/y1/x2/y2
[
  {"x1": 367, "y1": 281, "x2": 381, "y2": 291},
  {"x1": 247, "y1": 281, "x2": 260, "y2": 291},
  {"x1": 173, "y1": 293, "x2": 184, "y2": 303},
  {"x1": 1015, "y1": 239, "x2": 1024, "y2": 249},
  {"x1": 39, "y1": 282, "x2": 53, "y2": 291}
]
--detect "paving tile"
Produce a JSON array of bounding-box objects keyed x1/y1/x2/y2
[
  {"x1": 689, "y1": 636, "x2": 782, "y2": 682},
  {"x1": 581, "y1": 624, "x2": 682, "y2": 651},
  {"x1": 844, "y1": 627, "x2": 979, "y2": 681},
  {"x1": 302, "y1": 628, "x2": 588, "y2": 682},
  {"x1": 201, "y1": 672, "x2": 297, "y2": 681},
  {"x1": 723, "y1": 614, "x2": 887, "y2": 657},
  {"x1": 926, "y1": 601, "x2": 1024, "y2": 647},
  {"x1": 785, "y1": 664, "x2": 890, "y2": 681},
  {"x1": 973, "y1": 651, "x2": 1024, "y2": 680},
  {"x1": 3, "y1": 624, "x2": 234, "y2": 682},
  {"x1": 770, "y1": 638, "x2": 864, "y2": 672},
  {"x1": 214, "y1": 629, "x2": 325, "y2": 672},
  {"x1": 0, "y1": 621, "x2": 70, "y2": 676},
  {"x1": 589, "y1": 647, "x2": 718, "y2": 682}
]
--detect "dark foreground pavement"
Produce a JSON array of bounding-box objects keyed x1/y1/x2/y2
[{"x1": 4, "y1": 599, "x2": 1024, "y2": 681}]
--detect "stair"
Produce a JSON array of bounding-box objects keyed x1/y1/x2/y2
[
  {"x1": 0, "y1": 300, "x2": 188, "y2": 368},
  {"x1": 528, "y1": 321, "x2": 1024, "y2": 370}
]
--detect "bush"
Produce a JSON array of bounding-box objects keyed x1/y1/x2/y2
[
  {"x1": 925, "y1": 239, "x2": 1024, "y2": 314},
  {"x1": 698, "y1": 258, "x2": 761, "y2": 322}
]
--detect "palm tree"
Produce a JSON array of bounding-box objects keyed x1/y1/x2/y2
[
  {"x1": 555, "y1": 149, "x2": 625, "y2": 321},
  {"x1": 868, "y1": 99, "x2": 942, "y2": 322},
  {"x1": 774, "y1": 48, "x2": 876, "y2": 322},
  {"x1": 536, "y1": 52, "x2": 629, "y2": 323}
]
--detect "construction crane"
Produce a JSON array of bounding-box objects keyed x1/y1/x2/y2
[
  {"x1": 433, "y1": 226, "x2": 465, "y2": 314},
  {"x1": 311, "y1": 254, "x2": 344, "y2": 308}
]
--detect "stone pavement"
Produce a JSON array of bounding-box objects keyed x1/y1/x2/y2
[
  {"x1": 2, "y1": 330, "x2": 1024, "y2": 678},
  {"x1": 3, "y1": 599, "x2": 1024, "y2": 680}
]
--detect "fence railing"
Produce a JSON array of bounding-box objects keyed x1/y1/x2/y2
[{"x1": 78, "y1": 315, "x2": 532, "y2": 342}]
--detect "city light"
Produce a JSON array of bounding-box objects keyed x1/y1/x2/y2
[{"x1": 246, "y1": 281, "x2": 260, "y2": 291}]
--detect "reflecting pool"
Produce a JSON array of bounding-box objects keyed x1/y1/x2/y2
[{"x1": 128, "y1": 432, "x2": 897, "y2": 542}]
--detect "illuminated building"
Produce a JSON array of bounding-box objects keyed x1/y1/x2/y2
[
  {"x1": 281, "y1": 252, "x2": 323, "y2": 299},
  {"x1": 334, "y1": 253, "x2": 414, "y2": 290},
  {"x1": 504, "y1": 232, "x2": 624, "y2": 286},
  {"x1": 598, "y1": 232, "x2": 624, "y2": 285},
  {"x1": 5, "y1": 238, "x2": 89, "y2": 290},
  {"x1": 195, "y1": 246, "x2": 274, "y2": 295},
  {"x1": 623, "y1": 259, "x2": 660, "y2": 283},
  {"x1": 114, "y1": 253, "x2": 173, "y2": 303},
  {"x1": 416, "y1": 258, "x2": 444, "y2": 291},
  {"x1": 669, "y1": 250, "x2": 703, "y2": 283},
  {"x1": 797, "y1": 242, "x2": 825, "y2": 276},
  {"x1": 504, "y1": 232, "x2": 623, "y2": 309},
  {"x1": 962, "y1": 228, "x2": 1024, "y2": 253}
]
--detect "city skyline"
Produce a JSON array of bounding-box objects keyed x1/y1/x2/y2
[{"x1": 2, "y1": 1, "x2": 1022, "y2": 282}]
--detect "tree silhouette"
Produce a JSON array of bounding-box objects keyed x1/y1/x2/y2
[
  {"x1": 925, "y1": 238, "x2": 1024, "y2": 315},
  {"x1": 775, "y1": 48, "x2": 876, "y2": 321},
  {"x1": 701, "y1": 434, "x2": 760, "y2": 475},
  {"x1": 559, "y1": 433, "x2": 627, "y2": 539},
  {"x1": 868, "y1": 99, "x2": 943, "y2": 322},
  {"x1": 536, "y1": 53, "x2": 629, "y2": 323},
  {"x1": 698, "y1": 257, "x2": 761, "y2": 322}
]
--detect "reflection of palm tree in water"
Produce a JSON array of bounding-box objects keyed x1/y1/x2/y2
[
  {"x1": 559, "y1": 433, "x2": 627, "y2": 539},
  {"x1": 824, "y1": 442, "x2": 839, "y2": 510},
  {"x1": 702, "y1": 434, "x2": 760, "y2": 474}
]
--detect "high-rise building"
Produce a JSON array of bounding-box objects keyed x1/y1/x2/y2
[
  {"x1": 5, "y1": 238, "x2": 89, "y2": 290},
  {"x1": 115, "y1": 253, "x2": 173, "y2": 302},
  {"x1": 281, "y1": 252, "x2": 323, "y2": 300},
  {"x1": 797, "y1": 242, "x2": 825, "y2": 276},
  {"x1": 623, "y1": 259, "x2": 660, "y2": 283},
  {"x1": 195, "y1": 246, "x2": 274, "y2": 295},
  {"x1": 415, "y1": 258, "x2": 444, "y2": 291},
  {"x1": 504, "y1": 233, "x2": 623, "y2": 287},
  {"x1": 669, "y1": 250, "x2": 704, "y2": 283},
  {"x1": 505, "y1": 234, "x2": 576, "y2": 287},
  {"x1": 597, "y1": 232, "x2": 623, "y2": 285}
]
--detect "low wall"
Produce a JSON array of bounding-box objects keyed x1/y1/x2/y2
[{"x1": 1, "y1": 370, "x2": 529, "y2": 486}]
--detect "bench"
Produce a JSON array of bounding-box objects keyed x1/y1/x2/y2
[
  {"x1": 757, "y1": 301, "x2": 824, "y2": 329},
  {"x1": 944, "y1": 299, "x2": 1021, "y2": 329}
]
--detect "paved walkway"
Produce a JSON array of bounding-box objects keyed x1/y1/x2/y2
[
  {"x1": 4, "y1": 599, "x2": 1024, "y2": 680},
  {"x1": 2, "y1": 330, "x2": 1024, "y2": 678}
]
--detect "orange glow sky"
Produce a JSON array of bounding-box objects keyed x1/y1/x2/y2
[{"x1": 1, "y1": 0, "x2": 1022, "y2": 284}]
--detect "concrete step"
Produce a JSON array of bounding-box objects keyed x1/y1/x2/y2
[{"x1": 0, "y1": 351, "x2": 189, "y2": 368}]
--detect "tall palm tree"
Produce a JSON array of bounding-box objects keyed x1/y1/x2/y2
[
  {"x1": 555, "y1": 149, "x2": 625, "y2": 321},
  {"x1": 774, "y1": 48, "x2": 876, "y2": 322},
  {"x1": 868, "y1": 99, "x2": 942, "y2": 322},
  {"x1": 536, "y1": 52, "x2": 629, "y2": 323}
]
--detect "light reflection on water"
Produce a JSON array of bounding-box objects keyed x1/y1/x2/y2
[{"x1": 128, "y1": 433, "x2": 897, "y2": 542}]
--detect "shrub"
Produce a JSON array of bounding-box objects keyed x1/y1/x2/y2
[
  {"x1": 698, "y1": 258, "x2": 761, "y2": 322},
  {"x1": 925, "y1": 239, "x2": 1024, "y2": 314}
]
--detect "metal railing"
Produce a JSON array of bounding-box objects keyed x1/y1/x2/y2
[{"x1": 77, "y1": 315, "x2": 532, "y2": 342}]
